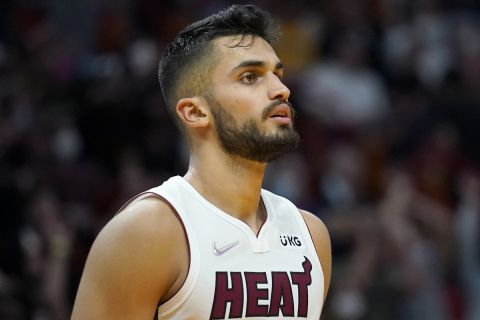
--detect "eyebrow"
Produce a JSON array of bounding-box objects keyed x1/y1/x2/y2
[{"x1": 231, "y1": 60, "x2": 284, "y2": 72}]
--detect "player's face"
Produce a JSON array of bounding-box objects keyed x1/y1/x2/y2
[{"x1": 207, "y1": 36, "x2": 299, "y2": 163}]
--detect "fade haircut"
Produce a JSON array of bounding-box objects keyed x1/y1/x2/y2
[{"x1": 158, "y1": 5, "x2": 280, "y2": 129}]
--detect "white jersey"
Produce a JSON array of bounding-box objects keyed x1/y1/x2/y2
[{"x1": 130, "y1": 176, "x2": 324, "y2": 319}]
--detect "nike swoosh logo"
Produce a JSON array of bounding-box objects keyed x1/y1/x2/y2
[{"x1": 212, "y1": 240, "x2": 240, "y2": 256}]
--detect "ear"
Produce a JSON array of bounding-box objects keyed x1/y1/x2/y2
[{"x1": 176, "y1": 97, "x2": 209, "y2": 128}]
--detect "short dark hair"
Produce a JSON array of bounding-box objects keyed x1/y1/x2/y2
[{"x1": 158, "y1": 5, "x2": 280, "y2": 127}]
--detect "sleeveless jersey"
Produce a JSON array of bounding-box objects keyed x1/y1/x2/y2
[{"x1": 131, "y1": 176, "x2": 324, "y2": 319}]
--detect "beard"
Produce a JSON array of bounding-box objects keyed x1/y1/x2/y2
[{"x1": 209, "y1": 99, "x2": 300, "y2": 163}]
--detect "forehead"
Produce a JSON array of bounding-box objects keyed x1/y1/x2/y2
[{"x1": 211, "y1": 35, "x2": 281, "y2": 72}]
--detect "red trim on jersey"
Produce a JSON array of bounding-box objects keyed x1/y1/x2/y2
[{"x1": 255, "y1": 200, "x2": 268, "y2": 238}]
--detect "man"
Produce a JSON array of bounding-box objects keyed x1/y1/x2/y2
[{"x1": 72, "y1": 5, "x2": 331, "y2": 319}]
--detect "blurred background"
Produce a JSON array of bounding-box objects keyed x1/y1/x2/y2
[{"x1": 0, "y1": 0, "x2": 480, "y2": 319}]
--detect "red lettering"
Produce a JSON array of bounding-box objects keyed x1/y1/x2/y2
[
  {"x1": 291, "y1": 257, "x2": 312, "y2": 317},
  {"x1": 268, "y1": 272, "x2": 294, "y2": 316},
  {"x1": 245, "y1": 272, "x2": 268, "y2": 317},
  {"x1": 210, "y1": 257, "x2": 313, "y2": 318},
  {"x1": 210, "y1": 272, "x2": 244, "y2": 319}
]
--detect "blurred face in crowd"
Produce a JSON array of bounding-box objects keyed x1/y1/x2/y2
[{"x1": 206, "y1": 35, "x2": 299, "y2": 163}]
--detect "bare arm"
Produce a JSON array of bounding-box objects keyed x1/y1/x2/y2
[
  {"x1": 300, "y1": 210, "x2": 332, "y2": 302},
  {"x1": 71, "y1": 197, "x2": 188, "y2": 319}
]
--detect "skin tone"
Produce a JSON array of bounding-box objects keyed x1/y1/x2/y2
[
  {"x1": 180, "y1": 36, "x2": 291, "y2": 229},
  {"x1": 71, "y1": 35, "x2": 331, "y2": 319}
]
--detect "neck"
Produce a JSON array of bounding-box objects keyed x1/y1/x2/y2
[{"x1": 184, "y1": 151, "x2": 267, "y2": 232}]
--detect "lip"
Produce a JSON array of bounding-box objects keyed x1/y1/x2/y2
[
  {"x1": 270, "y1": 116, "x2": 292, "y2": 125},
  {"x1": 269, "y1": 103, "x2": 292, "y2": 120}
]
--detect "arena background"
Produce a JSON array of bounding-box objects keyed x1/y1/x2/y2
[{"x1": 1, "y1": 0, "x2": 480, "y2": 319}]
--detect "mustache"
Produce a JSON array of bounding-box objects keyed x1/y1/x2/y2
[{"x1": 261, "y1": 99, "x2": 295, "y2": 121}]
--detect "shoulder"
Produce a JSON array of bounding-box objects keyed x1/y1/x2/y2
[
  {"x1": 299, "y1": 209, "x2": 330, "y2": 244},
  {"x1": 299, "y1": 209, "x2": 332, "y2": 301},
  {"x1": 93, "y1": 196, "x2": 185, "y2": 263},
  {"x1": 91, "y1": 195, "x2": 186, "y2": 285},
  {"x1": 72, "y1": 195, "x2": 188, "y2": 318},
  {"x1": 262, "y1": 191, "x2": 331, "y2": 248},
  {"x1": 104, "y1": 195, "x2": 183, "y2": 242},
  {"x1": 299, "y1": 209, "x2": 331, "y2": 261}
]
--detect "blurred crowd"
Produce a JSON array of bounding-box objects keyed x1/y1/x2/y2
[{"x1": 0, "y1": 0, "x2": 479, "y2": 319}]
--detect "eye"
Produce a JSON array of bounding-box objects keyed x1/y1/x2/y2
[{"x1": 239, "y1": 72, "x2": 259, "y2": 84}]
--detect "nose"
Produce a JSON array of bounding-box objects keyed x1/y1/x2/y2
[{"x1": 268, "y1": 76, "x2": 290, "y2": 101}]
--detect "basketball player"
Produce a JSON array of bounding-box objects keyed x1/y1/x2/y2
[{"x1": 72, "y1": 5, "x2": 331, "y2": 319}]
